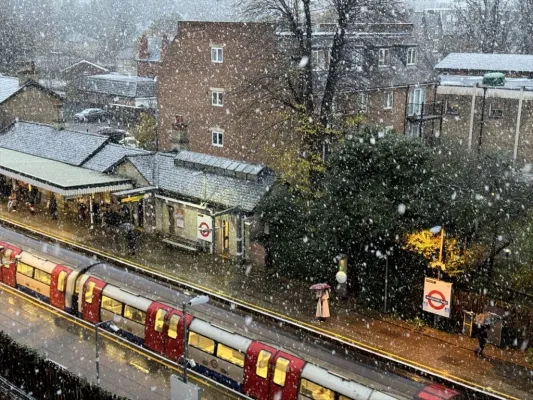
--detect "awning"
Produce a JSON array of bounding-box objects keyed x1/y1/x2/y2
[
  {"x1": 0, "y1": 148, "x2": 133, "y2": 196},
  {"x1": 112, "y1": 186, "x2": 155, "y2": 203}
]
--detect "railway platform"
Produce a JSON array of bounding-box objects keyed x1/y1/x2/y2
[{"x1": 0, "y1": 206, "x2": 532, "y2": 399}]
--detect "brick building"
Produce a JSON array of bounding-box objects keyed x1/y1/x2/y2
[
  {"x1": 136, "y1": 35, "x2": 170, "y2": 78},
  {"x1": 0, "y1": 75, "x2": 63, "y2": 130},
  {"x1": 435, "y1": 53, "x2": 533, "y2": 165},
  {"x1": 157, "y1": 21, "x2": 284, "y2": 163}
]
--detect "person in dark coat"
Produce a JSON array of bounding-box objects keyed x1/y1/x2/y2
[
  {"x1": 126, "y1": 228, "x2": 137, "y2": 256},
  {"x1": 474, "y1": 324, "x2": 489, "y2": 357},
  {"x1": 48, "y1": 194, "x2": 58, "y2": 220}
]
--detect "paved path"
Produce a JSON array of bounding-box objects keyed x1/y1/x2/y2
[
  {"x1": 1, "y1": 206, "x2": 532, "y2": 399},
  {"x1": 0, "y1": 284, "x2": 225, "y2": 400}
]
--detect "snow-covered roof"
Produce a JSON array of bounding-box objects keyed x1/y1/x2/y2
[
  {"x1": 61, "y1": 60, "x2": 109, "y2": 73},
  {"x1": 0, "y1": 76, "x2": 21, "y2": 104},
  {"x1": 436, "y1": 53, "x2": 533, "y2": 73},
  {"x1": 83, "y1": 74, "x2": 155, "y2": 98}
]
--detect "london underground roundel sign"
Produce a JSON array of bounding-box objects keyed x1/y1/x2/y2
[{"x1": 423, "y1": 277, "x2": 452, "y2": 318}]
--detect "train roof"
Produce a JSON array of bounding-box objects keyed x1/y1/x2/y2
[
  {"x1": 102, "y1": 284, "x2": 153, "y2": 312},
  {"x1": 19, "y1": 252, "x2": 59, "y2": 274},
  {"x1": 190, "y1": 319, "x2": 252, "y2": 353},
  {"x1": 302, "y1": 364, "x2": 403, "y2": 400}
]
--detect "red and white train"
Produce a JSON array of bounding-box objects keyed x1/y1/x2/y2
[{"x1": 0, "y1": 227, "x2": 462, "y2": 400}]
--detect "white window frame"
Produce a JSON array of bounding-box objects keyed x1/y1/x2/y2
[
  {"x1": 408, "y1": 87, "x2": 426, "y2": 116},
  {"x1": 489, "y1": 104, "x2": 503, "y2": 119},
  {"x1": 211, "y1": 47, "x2": 223, "y2": 63},
  {"x1": 357, "y1": 92, "x2": 368, "y2": 113},
  {"x1": 378, "y1": 48, "x2": 390, "y2": 67},
  {"x1": 211, "y1": 130, "x2": 224, "y2": 147},
  {"x1": 407, "y1": 48, "x2": 417, "y2": 65},
  {"x1": 211, "y1": 90, "x2": 224, "y2": 107},
  {"x1": 383, "y1": 90, "x2": 394, "y2": 110},
  {"x1": 312, "y1": 49, "x2": 328, "y2": 70}
]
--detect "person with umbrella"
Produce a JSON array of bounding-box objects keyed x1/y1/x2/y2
[
  {"x1": 310, "y1": 283, "x2": 330, "y2": 321},
  {"x1": 474, "y1": 323, "x2": 489, "y2": 357}
]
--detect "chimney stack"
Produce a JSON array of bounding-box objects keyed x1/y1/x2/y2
[{"x1": 17, "y1": 61, "x2": 39, "y2": 85}]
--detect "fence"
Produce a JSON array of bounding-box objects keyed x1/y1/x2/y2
[{"x1": 0, "y1": 332, "x2": 126, "y2": 400}]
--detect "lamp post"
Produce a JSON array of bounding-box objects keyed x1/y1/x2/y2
[
  {"x1": 430, "y1": 225, "x2": 445, "y2": 279},
  {"x1": 182, "y1": 295, "x2": 210, "y2": 383},
  {"x1": 95, "y1": 314, "x2": 121, "y2": 385}
]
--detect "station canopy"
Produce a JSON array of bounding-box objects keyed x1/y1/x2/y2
[{"x1": 0, "y1": 148, "x2": 133, "y2": 196}]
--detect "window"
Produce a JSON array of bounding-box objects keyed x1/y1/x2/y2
[
  {"x1": 273, "y1": 357, "x2": 290, "y2": 386},
  {"x1": 57, "y1": 271, "x2": 67, "y2": 292},
  {"x1": 34, "y1": 269, "x2": 51, "y2": 285},
  {"x1": 154, "y1": 309, "x2": 167, "y2": 333},
  {"x1": 299, "y1": 379, "x2": 334, "y2": 400},
  {"x1": 445, "y1": 100, "x2": 459, "y2": 115},
  {"x1": 217, "y1": 344, "x2": 245, "y2": 367},
  {"x1": 407, "y1": 48, "x2": 417, "y2": 65},
  {"x1": 211, "y1": 47, "x2": 223, "y2": 63},
  {"x1": 101, "y1": 296, "x2": 123, "y2": 314},
  {"x1": 383, "y1": 91, "x2": 394, "y2": 109},
  {"x1": 352, "y1": 50, "x2": 363, "y2": 71},
  {"x1": 124, "y1": 305, "x2": 146, "y2": 324},
  {"x1": 212, "y1": 131, "x2": 224, "y2": 147},
  {"x1": 357, "y1": 92, "x2": 367, "y2": 113},
  {"x1": 256, "y1": 350, "x2": 271, "y2": 378},
  {"x1": 378, "y1": 48, "x2": 390, "y2": 67},
  {"x1": 409, "y1": 88, "x2": 425, "y2": 116},
  {"x1": 168, "y1": 314, "x2": 180, "y2": 339},
  {"x1": 339, "y1": 396, "x2": 354, "y2": 400},
  {"x1": 212, "y1": 91, "x2": 224, "y2": 106},
  {"x1": 85, "y1": 281, "x2": 96, "y2": 304},
  {"x1": 17, "y1": 262, "x2": 34, "y2": 278},
  {"x1": 312, "y1": 49, "x2": 327, "y2": 70},
  {"x1": 489, "y1": 104, "x2": 503, "y2": 119},
  {"x1": 189, "y1": 331, "x2": 215, "y2": 354}
]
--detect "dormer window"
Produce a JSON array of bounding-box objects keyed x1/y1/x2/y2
[
  {"x1": 407, "y1": 48, "x2": 417, "y2": 65},
  {"x1": 378, "y1": 48, "x2": 390, "y2": 67}
]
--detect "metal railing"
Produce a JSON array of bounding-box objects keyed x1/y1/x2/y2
[{"x1": 407, "y1": 101, "x2": 444, "y2": 120}]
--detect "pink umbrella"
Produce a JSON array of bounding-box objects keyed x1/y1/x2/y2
[{"x1": 310, "y1": 283, "x2": 331, "y2": 290}]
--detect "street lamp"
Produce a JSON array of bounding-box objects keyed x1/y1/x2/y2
[
  {"x1": 182, "y1": 295, "x2": 209, "y2": 383},
  {"x1": 95, "y1": 314, "x2": 121, "y2": 385},
  {"x1": 430, "y1": 225, "x2": 445, "y2": 279}
]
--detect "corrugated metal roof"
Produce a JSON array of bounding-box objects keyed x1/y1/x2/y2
[
  {"x1": 174, "y1": 150, "x2": 266, "y2": 176},
  {"x1": 0, "y1": 76, "x2": 21, "y2": 104},
  {"x1": 435, "y1": 53, "x2": 533, "y2": 73},
  {"x1": 0, "y1": 148, "x2": 132, "y2": 196},
  {"x1": 0, "y1": 121, "x2": 109, "y2": 166},
  {"x1": 84, "y1": 74, "x2": 155, "y2": 98}
]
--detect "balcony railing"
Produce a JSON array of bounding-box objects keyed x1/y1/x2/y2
[{"x1": 407, "y1": 101, "x2": 444, "y2": 121}]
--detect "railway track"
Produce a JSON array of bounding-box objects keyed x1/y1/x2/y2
[{"x1": 0, "y1": 216, "x2": 514, "y2": 400}]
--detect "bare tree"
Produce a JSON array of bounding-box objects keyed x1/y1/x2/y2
[
  {"x1": 516, "y1": 0, "x2": 533, "y2": 54},
  {"x1": 453, "y1": 0, "x2": 513, "y2": 53},
  {"x1": 239, "y1": 0, "x2": 403, "y2": 155}
]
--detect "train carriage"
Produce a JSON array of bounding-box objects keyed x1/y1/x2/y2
[
  {"x1": 187, "y1": 319, "x2": 252, "y2": 392},
  {"x1": 0, "y1": 242, "x2": 22, "y2": 287}
]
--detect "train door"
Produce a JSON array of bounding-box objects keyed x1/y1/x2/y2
[
  {"x1": 50, "y1": 265, "x2": 72, "y2": 310},
  {"x1": 243, "y1": 342, "x2": 278, "y2": 400},
  {"x1": 164, "y1": 310, "x2": 193, "y2": 361},
  {"x1": 81, "y1": 277, "x2": 106, "y2": 323},
  {"x1": 145, "y1": 302, "x2": 173, "y2": 354},
  {"x1": 268, "y1": 352, "x2": 306, "y2": 400},
  {"x1": 0, "y1": 242, "x2": 21, "y2": 288}
]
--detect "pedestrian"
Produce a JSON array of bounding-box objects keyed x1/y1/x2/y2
[
  {"x1": 316, "y1": 289, "x2": 330, "y2": 321},
  {"x1": 48, "y1": 194, "x2": 58, "y2": 220},
  {"x1": 126, "y1": 228, "x2": 137, "y2": 256},
  {"x1": 7, "y1": 193, "x2": 15, "y2": 212},
  {"x1": 474, "y1": 324, "x2": 489, "y2": 357}
]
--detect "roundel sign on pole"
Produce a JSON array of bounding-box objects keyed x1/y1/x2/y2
[
  {"x1": 197, "y1": 215, "x2": 213, "y2": 242},
  {"x1": 423, "y1": 277, "x2": 452, "y2": 318}
]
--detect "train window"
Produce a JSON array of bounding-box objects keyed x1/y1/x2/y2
[
  {"x1": 189, "y1": 331, "x2": 215, "y2": 354},
  {"x1": 339, "y1": 396, "x2": 354, "y2": 400},
  {"x1": 85, "y1": 281, "x2": 96, "y2": 303},
  {"x1": 216, "y1": 344, "x2": 245, "y2": 367},
  {"x1": 101, "y1": 296, "x2": 123, "y2": 314},
  {"x1": 300, "y1": 379, "x2": 334, "y2": 400},
  {"x1": 168, "y1": 314, "x2": 180, "y2": 339},
  {"x1": 17, "y1": 262, "x2": 34, "y2": 278},
  {"x1": 273, "y1": 357, "x2": 290, "y2": 387},
  {"x1": 57, "y1": 271, "x2": 67, "y2": 292},
  {"x1": 34, "y1": 269, "x2": 52, "y2": 285},
  {"x1": 154, "y1": 309, "x2": 167, "y2": 333},
  {"x1": 124, "y1": 305, "x2": 146, "y2": 325},
  {"x1": 256, "y1": 350, "x2": 271, "y2": 378}
]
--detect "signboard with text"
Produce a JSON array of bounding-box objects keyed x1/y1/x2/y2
[
  {"x1": 423, "y1": 277, "x2": 452, "y2": 318},
  {"x1": 175, "y1": 208, "x2": 184, "y2": 229},
  {"x1": 197, "y1": 214, "x2": 212, "y2": 242}
]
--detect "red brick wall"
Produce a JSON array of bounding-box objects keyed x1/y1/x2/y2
[{"x1": 157, "y1": 22, "x2": 285, "y2": 164}]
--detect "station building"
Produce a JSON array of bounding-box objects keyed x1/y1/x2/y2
[{"x1": 0, "y1": 121, "x2": 273, "y2": 263}]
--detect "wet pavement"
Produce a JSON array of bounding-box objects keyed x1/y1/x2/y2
[
  {"x1": 0, "y1": 284, "x2": 229, "y2": 400},
  {"x1": 1, "y1": 205, "x2": 532, "y2": 399}
]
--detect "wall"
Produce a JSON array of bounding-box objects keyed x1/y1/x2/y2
[
  {"x1": 157, "y1": 22, "x2": 285, "y2": 165},
  {"x1": 0, "y1": 86, "x2": 60, "y2": 129}
]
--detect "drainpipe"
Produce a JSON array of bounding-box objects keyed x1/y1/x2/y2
[
  {"x1": 236, "y1": 213, "x2": 243, "y2": 264},
  {"x1": 468, "y1": 85, "x2": 477, "y2": 151},
  {"x1": 477, "y1": 86, "x2": 488, "y2": 155},
  {"x1": 403, "y1": 85, "x2": 410, "y2": 135}
]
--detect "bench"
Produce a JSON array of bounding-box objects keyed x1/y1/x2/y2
[{"x1": 162, "y1": 238, "x2": 199, "y2": 252}]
